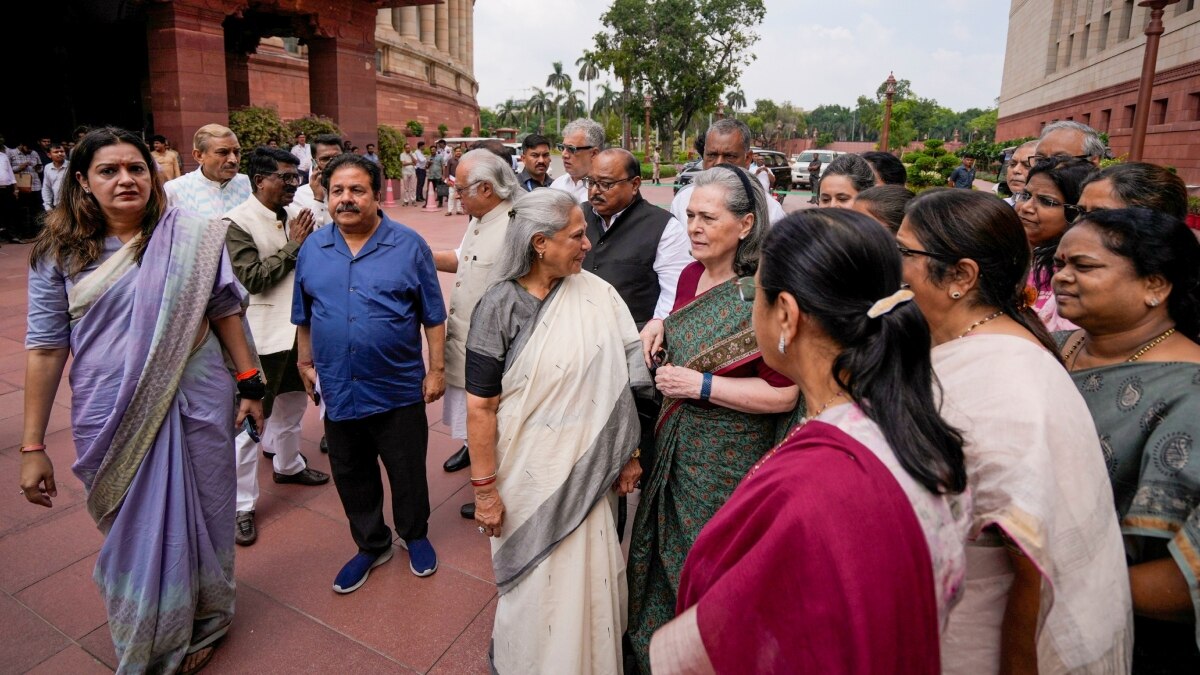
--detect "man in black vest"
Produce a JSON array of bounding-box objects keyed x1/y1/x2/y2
[{"x1": 583, "y1": 149, "x2": 691, "y2": 329}]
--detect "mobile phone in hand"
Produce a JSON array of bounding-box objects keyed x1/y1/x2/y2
[{"x1": 243, "y1": 416, "x2": 261, "y2": 443}]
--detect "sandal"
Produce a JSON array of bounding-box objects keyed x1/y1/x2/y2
[{"x1": 178, "y1": 646, "x2": 215, "y2": 675}]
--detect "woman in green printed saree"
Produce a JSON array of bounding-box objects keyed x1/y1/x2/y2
[
  {"x1": 1053, "y1": 207, "x2": 1200, "y2": 673},
  {"x1": 20, "y1": 128, "x2": 264, "y2": 675},
  {"x1": 629, "y1": 165, "x2": 799, "y2": 672}
]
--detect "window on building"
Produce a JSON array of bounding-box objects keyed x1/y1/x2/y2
[
  {"x1": 1119, "y1": 0, "x2": 1134, "y2": 40},
  {"x1": 1151, "y1": 98, "x2": 1168, "y2": 125},
  {"x1": 1099, "y1": 108, "x2": 1112, "y2": 130},
  {"x1": 1066, "y1": 34, "x2": 1075, "y2": 66},
  {"x1": 282, "y1": 37, "x2": 302, "y2": 55},
  {"x1": 1175, "y1": 0, "x2": 1195, "y2": 16},
  {"x1": 375, "y1": 49, "x2": 383, "y2": 73},
  {"x1": 1123, "y1": 104, "x2": 1137, "y2": 127},
  {"x1": 1080, "y1": 24, "x2": 1091, "y2": 59},
  {"x1": 1189, "y1": 93, "x2": 1200, "y2": 121},
  {"x1": 1098, "y1": 12, "x2": 1110, "y2": 50},
  {"x1": 1082, "y1": 112, "x2": 1092, "y2": 126},
  {"x1": 1047, "y1": 42, "x2": 1061, "y2": 75}
]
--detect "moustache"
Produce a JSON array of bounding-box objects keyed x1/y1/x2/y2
[{"x1": 336, "y1": 204, "x2": 361, "y2": 214}]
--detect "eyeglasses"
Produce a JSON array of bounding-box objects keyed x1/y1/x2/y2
[
  {"x1": 583, "y1": 176, "x2": 635, "y2": 192},
  {"x1": 897, "y1": 244, "x2": 959, "y2": 262},
  {"x1": 267, "y1": 172, "x2": 302, "y2": 185},
  {"x1": 1014, "y1": 191, "x2": 1081, "y2": 221},
  {"x1": 556, "y1": 143, "x2": 595, "y2": 154},
  {"x1": 735, "y1": 276, "x2": 770, "y2": 302}
]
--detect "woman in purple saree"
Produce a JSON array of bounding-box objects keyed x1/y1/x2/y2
[{"x1": 20, "y1": 128, "x2": 263, "y2": 674}]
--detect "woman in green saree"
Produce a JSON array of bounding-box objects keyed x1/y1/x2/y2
[
  {"x1": 1053, "y1": 207, "x2": 1200, "y2": 673},
  {"x1": 629, "y1": 165, "x2": 799, "y2": 671}
]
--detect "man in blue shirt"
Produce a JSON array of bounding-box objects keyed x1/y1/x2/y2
[
  {"x1": 947, "y1": 155, "x2": 976, "y2": 189},
  {"x1": 293, "y1": 154, "x2": 447, "y2": 593}
]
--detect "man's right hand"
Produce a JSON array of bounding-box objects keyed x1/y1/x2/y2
[
  {"x1": 289, "y1": 208, "x2": 315, "y2": 244},
  {"x1": 309, "y1": 168, "x2": 325, "y2": 202},
  {"x1": 299, "y1": 364, "x2": 318, "y2": 402}
]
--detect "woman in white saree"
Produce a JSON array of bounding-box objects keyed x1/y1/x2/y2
[
  {"x1": 897, "y1": 188, "x2": 1132, "y2": 674},
  {"x1": 464, "y1": 188, "x2": 649, "y2": 674}
]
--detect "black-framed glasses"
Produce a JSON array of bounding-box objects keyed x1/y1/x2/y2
[
  {"x1": 1014, "y1": 191, "x2": 1081, "y2": 221},
  {"x1": 583, "y1": 176, "x2": 635, "y2": 192},
  {"x1": 267, "y1": 171, "x2": 301, "y2": 185},
  {"x1": 1070, "y1": 206, "x2": 1108, "y2": 224},
  {"x1": 897, "y1": 244, "x2": 959, "y2": 262},
  {"x1": 556, "y1": 143, "x2": 595, "y2": 154}
]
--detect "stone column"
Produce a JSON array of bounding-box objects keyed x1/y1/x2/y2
[
  {"x1": 435, "y1": 0, "x2": 449, "y2": 53},
  {"x1": 400, "y1": 7, "x2": 420, "y2": 40},
  {"x1": 308, "y1": 35, "x2": 377, "y2": 152},
  {"x1": 466, "y1": 0, "x2": 474, "y2": 71},
  {"x1": 146, "y1": 2, "x2": 229, "y2": 172},
  {"x1": 448, "y1": 0, "x2": 461, "y2": 63},
  {"x1": 456, "y1": 0, "x2": 468, "y2": 63},
  {"x1": 390, "y1": 8, "x2": 403, "y2": 34},
  {"x1": 419, "y1": 5, "x2": 436, "y2": 47}
]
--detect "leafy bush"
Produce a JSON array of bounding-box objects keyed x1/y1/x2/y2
[
  {"x1": 913, "y1": 156, "x2": 938, "y2": 172},
  {"x1": 924, "y1": 138, "x2": 945, "y2": 152},
  {"x1": 437, "y1": 124, "x2": 449, "y2": 138},
  {"x1": 377, "y1": 125, "x2": 407, "y2": 180},
  {"x1": 462, "y1": 125, "x2": 474, "y2": 136},
  {"x1": 814, "y1": 132, "x2": 834, "y2": 149},
  {"x1": 405, "y1": 120, "x2": 424, "y2": 137},
  {"x1": 287, "y1": 115, "x2": 341, "y2": 143},
  {"x1": 228, "y1": 106, "x2": 290, "y2": 170},
  {"x1": 639, "y1": 163, "x2": 678, "y2": 180},
  {"x1": 1188, "y1": 195, "x2": 1200, "y2": 216},
  {"x1": 937, "y1": 154, "x2": 961, "y2": 171},
  {"x1": 901, "y1": 151, "x2": 922, "y2": 164}
]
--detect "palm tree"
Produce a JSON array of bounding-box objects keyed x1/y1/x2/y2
[
  {"x1": 546, "y1": 61, "x2": 572, "y2": 135},
  {"x1": 576, "y1": 54, "x2": 601, "y2": 119},
  {"x1": 592, "y1": 82, "x2": 619, "y2": 119},
  {"x1": 497, "y1": 99, "x2": 523, "y2": 128},
  {"x1": 726, "y1": 89, "x2": 747, "y2": 118},
  {"x1": 527, "y1": 88, "x2": 553, "y2": 134},
  {"x1": 563, "y1": 89, "x2": 587, "y2": 120}
]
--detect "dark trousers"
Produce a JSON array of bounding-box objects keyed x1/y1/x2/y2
[
  {"x1": 16, "y1": 191, "x2": 42, "y2": 238},
  {"x1": 0, "y1": 188, "x2": 17, "y2": 238},
  {"x1": 324, "y1": 402, "x2": 430, "y2": 554},
  {"x1": 415, "y1": 168, "x2": 427, "y2": 201}
]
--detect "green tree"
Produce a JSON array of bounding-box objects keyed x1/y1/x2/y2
[
  {"x1": 527, "y1": 88, "x2": 553, "y2": 134},
  {"x1": 228, "y1": 106, "x2": 289, "y2": 170},
  {"x1": 546, "y1": 61, "x2": 573, "y2": 134},
  {"x1": 967, "y1": 109, "x2": 998, "y2": 142},
  {"x1": 726, "y1": 88, "x2": 747, "y2": 117},
  {"x1": 286, "y1": 115, "x2": 342, "y2": 142},
  {"x1": 576, "y1": 53, "x2": 602, "y2": 118},
  {"x1": 376, "y1": 125, "x2": 406, "y2": 180},
  {"x1": 497, "y1": 100, "x2": 523, "y2": 127},
  {"x1": 593, "y1": 83, "x2": 620, "y2": 118},
  {"x1": 593, "y1": 0, "x2": 766, "y2": 152},
  {"x1": 405, "y1": 120, "x2": 424, "y2": 137}
]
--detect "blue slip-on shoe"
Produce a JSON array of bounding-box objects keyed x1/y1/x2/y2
[
  {"x1": 332, "y1": 548, "x2": 394, "y2": 594},
  {"x1": 398, "y1": 537, "x2": 438, "y2": 577}
]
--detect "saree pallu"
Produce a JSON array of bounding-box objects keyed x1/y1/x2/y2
[
  {"x1": 672, "y1": 420, "x2": 942, "y2": 675},
  {"x1": 934, "y1": 335, "x2": 1132, "y2": 674},
  {"x1": 66, "y1": 207, "x2": 245, "y2": 674},
  {"x1": 489, "y1": 271, "x2": 650, "y2": 675},
  {"x1": 1059, "y1": 352, "x2": 1200, "y2": 667},
  {"x1": 627, "y1": 277, "x2": 782, "y2": 673}
]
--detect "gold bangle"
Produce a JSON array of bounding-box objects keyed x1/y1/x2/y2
[{"x1": 631, "y1": 448, "x2": 641, "y2": 459}]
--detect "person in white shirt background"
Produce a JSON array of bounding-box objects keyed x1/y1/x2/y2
[
  {"x1": 41, "y1": 144, "x2": 68, "y2": 212},
  {"x1": 550, "y1": 118, "x2": 603, "y2": 204},
  {"x1": 290, "y1": 131, "x2": 313, "y2": 183}
]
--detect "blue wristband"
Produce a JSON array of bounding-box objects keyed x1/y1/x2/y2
[{"x1": 700, "y1": 372, "x2": 713, "y2": 401}]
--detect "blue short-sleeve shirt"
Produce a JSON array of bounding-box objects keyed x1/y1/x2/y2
[{"x1": 292, "y1": 212, "x2": 446, "y2": 421}]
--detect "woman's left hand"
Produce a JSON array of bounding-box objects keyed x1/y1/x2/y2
[
  {"x1": 236, "y1": 398, "x2": 265, "y2": 436},
  {"x1": 614, "y1": 457, "x2": 642, "y2": 496},
  {"x1": 654, "y1": 364, "x2": 704, "y2": 400}
]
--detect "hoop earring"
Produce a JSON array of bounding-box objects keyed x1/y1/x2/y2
[
  {"x1": 777, "y1": 336, "x2": 787, "y2": 355},
  {"x1": 951, "y1": 291, "x2": 962, "y2": 300}
]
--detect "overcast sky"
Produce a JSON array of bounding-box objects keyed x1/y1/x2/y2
[{"x1": 473, "y1": 0, "x2": 1009, "y2": 113}]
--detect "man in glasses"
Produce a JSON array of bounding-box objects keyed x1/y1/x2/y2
[
  {"x1": 551, "y1": 118, "x2": 604, "y2": 203},
  {"x1": 1002, "y1": 140, "x2": 1038, "y2": 206},
  {"x1": 291, "y1": 133, "x2": 342, "y2": 229},
  {"x1": 223, "y1": 147, "x2": 329, "y2": 546},
  {"x1": 1033, "y1": 120, "x2": 1105, "y2": 167},
  {"x1": 669, "y1": 118, "x2": 787, "y2": 226}
]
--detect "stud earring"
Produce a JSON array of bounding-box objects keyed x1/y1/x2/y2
[
  {"x1": 1149, "y1": 298, "x2": 1160, "y2": 307},
  {"x1": 83, "y1": 187, "x2": 91, "y2": 194},
  {"x1": 951, "y1": 291, "x2": 962, "y2": 300},
  {"x1": 538, "y1": 251, "x2": 544, "y2": 260},
  {"x1": 777, "y1": 335, "x2": 787, "y2": 355}
]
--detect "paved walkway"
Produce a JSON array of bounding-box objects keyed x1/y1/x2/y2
[{"x1": 0, "y1": 182, "x2": 807, "y2": 674}]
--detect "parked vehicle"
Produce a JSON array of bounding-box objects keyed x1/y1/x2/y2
[
  {"x1": 751, "y1": 149, "x2": 793, "y2": 194},
  {"x1": 673, "y1": 159, "x2": 703, "y2": 194},
  {"x1": 791, "y1": 150, "x2": 841, "y2": 189}
]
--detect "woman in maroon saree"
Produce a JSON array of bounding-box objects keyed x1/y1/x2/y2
[{"x1": 651, "y1": 208, "x2": 970, "y2": 674}]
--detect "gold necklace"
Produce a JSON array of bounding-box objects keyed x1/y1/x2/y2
[
  {"x1": 956, "y1": 310, "x2": 1004, "y2": 340},
  {"x1": 1064, "y1": 327, "x2": 1176, "y2": 370},
  {"x1": 749, "y1": 392, "x2": 847, "y2": 477}
]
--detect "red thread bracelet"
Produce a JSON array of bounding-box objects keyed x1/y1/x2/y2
[{"x1": 236, "y1": 368, "x2": 259, "y2": 382}]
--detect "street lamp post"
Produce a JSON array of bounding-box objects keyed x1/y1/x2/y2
[
  {"x1": 643, "y1": 93, "x2": 652, "y2": 157},
  {"x1": 1129, "y1": 0, "x2": 1179, "y2": 161},
  {"x1": 716, "y1": 100, "x2": 725, "y2": 121},
  {"x1": 880, "y1": 71, "x2": 897, "y2": 153}
]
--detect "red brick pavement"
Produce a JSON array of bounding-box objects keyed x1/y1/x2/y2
[{"x1": 0, "y1": 182, "x2": 808, "y2": 673}]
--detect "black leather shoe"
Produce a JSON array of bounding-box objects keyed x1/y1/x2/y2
[
  {"x1": 273, "y1": 467, "x2": 330, "y2": 486},
  {"x1": 460, "y1": 502, "x2": 475, "y2": 520},
  {"x1": 319, "y1": 436, "x2": 329, "y2": 454},
  {"x1": 443, "y1": 445, "x2": 471, "y2": 472}
]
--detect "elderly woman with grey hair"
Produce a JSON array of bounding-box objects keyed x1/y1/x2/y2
[
  {"x1": 629, "y1": 164, "x2": 800, "y2": 672},
  {"x1": 465, "y1": 187, "x2": 650, "y2": 674}
]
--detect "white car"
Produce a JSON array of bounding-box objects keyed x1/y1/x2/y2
[{"x1": 791, "y1": 150, "x2": 841, "y2": 189}]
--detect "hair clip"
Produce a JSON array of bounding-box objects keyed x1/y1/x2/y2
[
  {"x1": 508, "y1": 208, "x2": 517, "y2": 219},
  {"x1": 866, "y1": 289, "x2": 915, "y2": 319}
]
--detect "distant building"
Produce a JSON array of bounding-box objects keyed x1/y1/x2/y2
[
  {"x1": 997, "y1": 0, "x2": 1200, "y2": 184},
  {"x1": 7, "y1": 1, "x2": 478, "y2": 172}
]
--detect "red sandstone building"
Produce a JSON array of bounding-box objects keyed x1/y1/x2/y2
[
  {"x1": 9, "y1": 0, "x2": 479, "y2": 171},
  {"x1": 997, "y1": 0, "x2": 1200, "y2": 184}
]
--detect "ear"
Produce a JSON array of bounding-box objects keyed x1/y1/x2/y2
[
  {"x1": 948, "y1": 257, "x2": 981, "y2": 295},
  {"x1": 75, "y1": 171, "x2": 88, "y2": 190},
  {"x1": 738, "y1": 211, "x2": 755, "y2": 240},
  {"x1": 530, "y1": 233, "x2": 547, "y2": 256},
  {"x1": 1145, "y1": 274, "x2": 1172, "y2": 305},
  {"x1": 631, "y1": 175, "x2": 642, "y2": 191},
  {"x1": 192, "y1": 148, "x2": 204, "y2": 164},
  {"x1": 775, "y1": 290, "x2": 803, "y2": 345}
]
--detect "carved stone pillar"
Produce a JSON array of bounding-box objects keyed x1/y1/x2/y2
[
  {"x1": 400, "y1": 6, "x2": 420, "y2": 40},
  {"x1": 419, "y1": 5, "x2": 436, "y2": 47},
  {"x1": 435, "y1": 0, "x2": 449, "y2": 53},
  {"x1": 466, "y1": 0, "x2": 474, "y2": 71},
  {"x1": 448, "y1": 0, "x2": 461, "y2": 63}
]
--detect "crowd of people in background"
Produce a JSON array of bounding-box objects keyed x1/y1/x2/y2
[{"x1": 14, "y1": 112, "x2": 1200, "y2": 675}]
